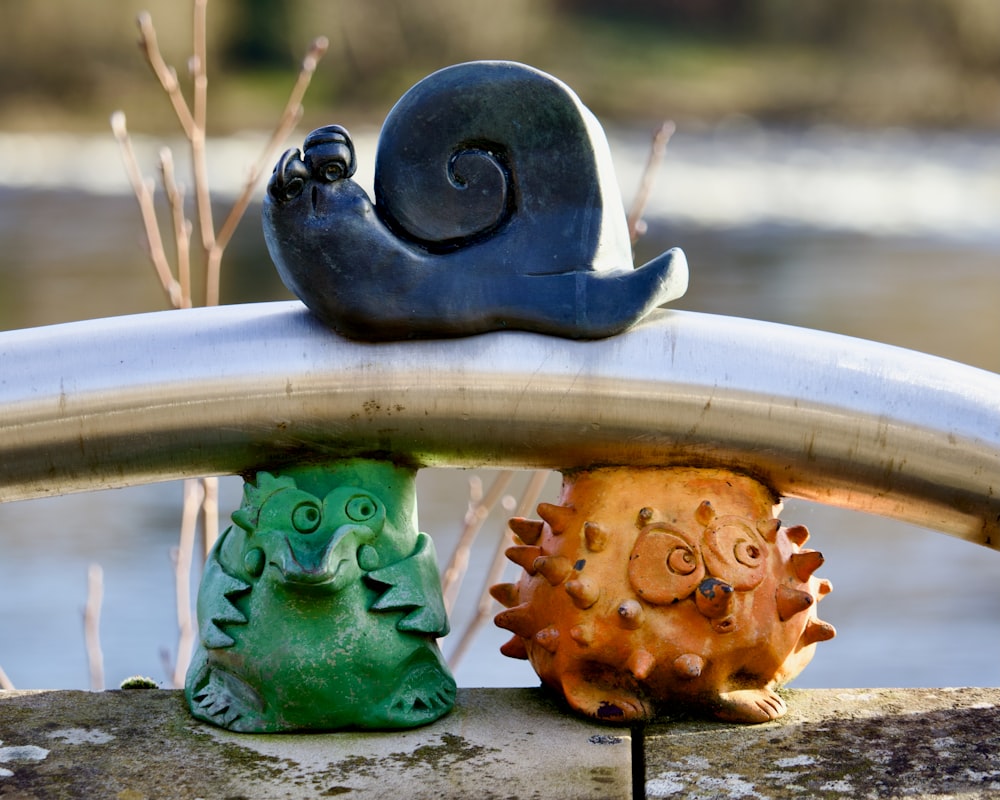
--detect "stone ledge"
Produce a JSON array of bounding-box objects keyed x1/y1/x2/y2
[
  {"x1": 0, "y1": 687, "x2": 632, "y2": 800},
  {"x1": 4, "y1": 687, "x2": 1000, "y2": 799},
  {"x1": 644, "y1": 687, "x2": 1000, "y2": 799}
]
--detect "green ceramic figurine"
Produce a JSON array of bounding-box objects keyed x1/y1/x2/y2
[{"x1": 185, "y1": 459, "x2": 456, "y2": 732}]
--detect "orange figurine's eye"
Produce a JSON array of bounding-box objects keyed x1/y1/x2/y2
[
  {"x1": 702, "y1": 518, "x2": 767, "y2": 591},
  {"x1": 628, "y1": 523, "x2": 704, "y2": 605}
]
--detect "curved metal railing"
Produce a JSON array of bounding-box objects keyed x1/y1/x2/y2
[{"x1": 2, "y1": 301, "x2": 999, "y2": 548}]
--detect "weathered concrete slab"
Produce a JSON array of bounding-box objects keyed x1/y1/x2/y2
[
  {"x1": 8, "y1": 686, "x2": 999, "y2": 798},
  {"x1": 0, "y1": 687, "x2": 632, "y2": 799},
  {"x1": 644, "y1": 687, "x2": 1000, "y2": 799}
]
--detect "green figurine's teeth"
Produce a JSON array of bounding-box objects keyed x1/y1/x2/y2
[{"x1": 186, "y1": 458, "x2": 455, "y2": 733}]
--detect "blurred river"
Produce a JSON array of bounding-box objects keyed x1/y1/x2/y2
[{"x1": 0, "y1": 124, "x2": 999, "y2": 692}]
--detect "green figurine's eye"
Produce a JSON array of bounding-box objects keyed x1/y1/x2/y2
[
  {"x1": 291, "y1": 501, "x2": 322, "y2": 533},
  {"x1": 345, "y1": 494, "x2": 378, "y2": 522}
]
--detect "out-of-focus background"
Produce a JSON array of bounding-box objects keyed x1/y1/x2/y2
[{"x1": 1, "y1": 0, "x2": 999, "y2": 692}]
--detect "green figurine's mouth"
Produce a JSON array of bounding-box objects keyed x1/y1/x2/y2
[
  {"x1": 271, "y1": 532, "x2": 357, "y2": 593},
  {"x1": 280, "y1": 556, "x2": 349, "y2": 588}
]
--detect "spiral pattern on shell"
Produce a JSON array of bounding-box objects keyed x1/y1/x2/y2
[{"x1": 374, "y1": 60, "x2": 627, "y2": 262}]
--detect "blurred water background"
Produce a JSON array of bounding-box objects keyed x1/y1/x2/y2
[{"x1": 1, "y1": 0, "x2": 999, "y2": 692}]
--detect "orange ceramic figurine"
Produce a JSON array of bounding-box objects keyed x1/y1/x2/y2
[{"x1": 492, "y1": 467, "x2": 834, "y2": 724}]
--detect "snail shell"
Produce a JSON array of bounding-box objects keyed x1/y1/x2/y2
[{"x1": 263, "y1": 60, "x2": 687, "y2": 341}]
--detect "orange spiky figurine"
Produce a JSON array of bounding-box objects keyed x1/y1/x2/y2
[{"x1": 492, "y1": 467, "x2": 834, "y2": 724}]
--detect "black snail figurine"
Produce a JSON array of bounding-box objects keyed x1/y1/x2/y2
[{"x1": 263, "y1": 60, "x2": 688, "y2": 341}]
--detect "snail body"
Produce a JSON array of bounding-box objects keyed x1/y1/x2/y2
[{"x1": 263, "y1": 61, "x2": 687, "y2": 340}]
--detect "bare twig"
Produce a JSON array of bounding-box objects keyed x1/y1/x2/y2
[
  {"x1": 201, "y1": 475, "x2": 219, "y2": 558},
  {"x1": 441, "y1": 470, "x2": 516, "y2": 614},
  {"x1": 190, "y1": 0, "x2": 215, "y2": 264},
  {"x1": 447, "y1": 470, "x2": 551, "y2": 670},
  {"x1": 129, "y1": 10, "x2": 328, "y2": 308},
  {"x1": 136, "y1": 12, "x2": 195, "y2": 138},
  {"x1": 84, "y1": 564, "x2": 105, "y2": 691},
  {"x1": 207, "y1": 35, "x2": 329, "y2": 304},
  {"x1": 0, "y1": 664, "x2": 14, "y2": 691},
  {"x1": 627, "y1": 120, "x2": 676, "y2": 245},
  {"x1": 159, "y1": 148, "x2": 193, "y2": 307},
  {"x1": 212, "y1": 36, "x2": 329, "y2": 256},
  {"x1": 171, "y1": 478, "x2": 203, "y2": 688},
  {"x1": 110, "y1": 112, "x2": 182, "y2": 308}
]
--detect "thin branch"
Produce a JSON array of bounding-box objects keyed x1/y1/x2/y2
[
  {"x1": 441, "y1": 470, "x2": 515, "y2": 614},
  {"x1": 171, "y1": 478, "x2": 203, "y2": 688},
  {"x1": 208, "y1": 35, "x2": 329, "y2": 305},
  {"x1": 159, "y1": 147, "x2": 193, "y2": 308},
  {"x1": 84, "y1": 564, "x2": 105, "y2": 691},
  {"x1": 627, "y1": 120, "x2": 676, "y2": 245},
  {"x1": 201, "y1": 475, "x2": 219, "y2": 559},
  {"x1": 136, "y1": 12, "x2": 195, "y2": 138},
  {"x1": 190, "y1": 0, "x2": 215, "y2": 261},
  {"x1": 447, "y1": 470, "x2": 551, "y2": 670},
  {"x1": 111, "y1": 112, "x2": 182, "y2": 308}
]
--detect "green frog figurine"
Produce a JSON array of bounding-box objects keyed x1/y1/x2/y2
[{"x1": 185, "y1": 459, "x2": 456, "y2": 732}]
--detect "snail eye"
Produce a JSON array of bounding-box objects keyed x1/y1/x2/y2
[
  {"x1": 317, "y1": 158, "x2": 347, "y2": 183},
  {"x1": 305, "y1": 135, "x2": 355, "y2": 182},
  {"x1": 291, "y1": 501, "x2": 322, "y2": 534},
  {"x1": 345, "y1": 494, "x2": 378, "y2": 522}
]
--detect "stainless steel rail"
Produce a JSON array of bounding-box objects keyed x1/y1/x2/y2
[{"x1": 2, "y1": 302, "x2": 998, "y2": 548}]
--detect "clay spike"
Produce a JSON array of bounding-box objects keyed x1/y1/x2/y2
[
  {"x1": 500, "y1": 635, "x2": 529, "y2": 660},
  {"x1": 505, "y1": 544, "x2": 544, "y2": 574},
  {"x1": 776, "y1": 585, "x2": 815, "y2": 621},
  {"x1": 508, "y1": 516, "x2": 544, "y2": 545},
  {"x1": 569, "y1": 624, "x2": 592, "y2": 646},
  {"x1": 673, "y1": 653, "x2": 705, "y2": 680},
  {"x1": 534, "y1": 555, "x2": 574, "y2": 586},
  {"x1": 695, "y1": 578, "x2": 734, "y2": 620},
  {"x1": 757, "y1": 517, "x2": 781, "y2": 544},
  {"x1": 627, "y1": 648, "x2": 656, "y2": 680},
  {"x1": 801, "y1": 618, "x2": 837, "y2": 644},
  {"x1": 534, "y1": 626, "x2": 560, "y2": 653},
  {"x1": 784, "y1": 524, "x2": 810, "y2": 546},
  {"x1": 494, "y1": 603, "x2": 541, "y2": 639},
  {"x1": 536, "y1": 502, "x2": 574, "y2": 535},
  {"x1": 790, "y1": 550, "x2": 825, "y2": 582},
  {"x1": 489, "y1": 582, "x2": 520, "y2": 608},
  {"x1": 584, "y1": 521, "x2": 609, "y2": 552},
  {"x1": 617, "y1": 599, "x2": 644, "y2": 630},
  {"x1": 694, "y1": 500, "x2": 716, "y2": 527},
  {"x1": 817, "y1": 578, "x2": 833, "y2": 597},
  {"x1": 565, "y1": 577, "x2": 600, "y2": 609}
]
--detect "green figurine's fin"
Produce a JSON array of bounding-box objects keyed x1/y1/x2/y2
[
  {"x1": 376, "y1": 656, "x2": 457, "y2": 729},
  {"x1": 198, "y1": 530, "x2": 252, "y2": 650},
  {"x1": 189, "y1": 666, "x2": 266, "y2": 731},
  {"x1": 367, "y1": 532, "x2": 449, "y2": 637}
]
